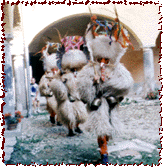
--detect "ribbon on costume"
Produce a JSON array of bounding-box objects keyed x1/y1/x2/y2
[
  {"x1": 91, "y1": 15, "x2": 113, "y2": 44},
  {"x1": 61, "y1": 36, "x2": 84, "y2": 52},
  {"x1": 90, "y1": 15, "x2": 134, "y2": 49},
  {"x1": 113, "y1": 21, "x2": 134, "y2": 50}
]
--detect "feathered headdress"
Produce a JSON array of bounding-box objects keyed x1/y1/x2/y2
[
  {"x1": 34, "y1": 42, "x2": 61, "y2": 57},
  {"x1": 54, "y1": 28, "x2": 90, "y2": 70},
  {"x1": 87, "y1": 6, "x2": 134, "y2": 49}
]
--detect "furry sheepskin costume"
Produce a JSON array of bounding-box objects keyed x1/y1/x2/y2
[
  {"x1": 73, "y1": 20, "x2": 134, "y2": 163},
  {"x1": 76, "y1": 61, "x2": 133, "y2": 133},
  {"x1": 61, "y1": 49, "x2": 88, "y2": 71},
  {"x1": 76, "y1": 23, "x2": 133, "y2": 132},
  {"x1": 47, "y1": 36, "x2": 90, "y2": 136},
  {"x1": 49, "y1": 73, "x2": 88, "y2": 136},
  {"x1": 39, "y1": 43, "x2": 62, "y2": 125},
  {"x1": 39, "y1": 73, "x2": 60, "y2": 125},
  {"x1": 39, "y1": 38, "x2": 89, "y2": 136},
  {"x1": 42, "y1": 53, "x2": 58, "y2": 72},
  {"x1": 39, "y1": 42, "x2": 60, "y2": 72}
]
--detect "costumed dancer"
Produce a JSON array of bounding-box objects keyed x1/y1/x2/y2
[
  {"x1": 38, "y1": 42, "x2": 62, "y2": 125},
  {"x1": 34, "y1": 42, "x2": 61, "y2": 72},
  {"x1": 39, "y1": 71, "x2": 62, "y2": 126},
  {"x1": 49, "y1": 72, "x2": 88, "y2": 136},
  {"x1": 49, "y1": 34, "x2": 89, "y2": 136},
  {"x1": 75, "y1": 12, "x2": 134, "y2": 164}
]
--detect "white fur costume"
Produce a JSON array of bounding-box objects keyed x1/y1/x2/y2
[
  {"x1": 61, "y1": 49, "x2": 88, "y2": 71},
  {"x1": 50, "y1": 48, "x2": 89, "y2": 131},
  {"x1": 76, "y1": 62, "x2": 133, "y2": 136},
  {"x1": 49, "y1": 73, "x2": 88, "y2": 130},
  {"x1": 41, "y1": 42, "x2": 60, "y2": 72},
  {"x1": 42, "y1": 53, "x2": 57, "y2": 72},
  {"x1": 39, "y1": 73, "x2": 58, "y2": 121},
  {"x1": 41, "y1": 44, "x2": 89, "y2": 134},
  {"x1": 75, "y1": 23, "x2": 134, "y2": 137}
]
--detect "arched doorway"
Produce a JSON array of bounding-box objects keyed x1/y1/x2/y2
[{"x1": 29, "y1": 13, "x2": 141, "y2": 84}]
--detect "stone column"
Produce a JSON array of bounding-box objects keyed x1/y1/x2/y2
[
  {"x1": 13, "y1": 55, "x2": 27, "y2": 113},
  {"x1": 143, "y1": 47, "x2": 155, "y2": 93},
  {"x1": 20, "y1": 4, "x2": 33, "y2": 117},
  {"x1": 24, "y1": 53, "x2": 33, "y2": 118},
  {"x1": 3, "y1": 34, "x2": 15, "y2": 115}
]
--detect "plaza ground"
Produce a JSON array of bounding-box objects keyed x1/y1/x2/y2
[{"x1": 4, "y1": 95, "x2": 162, "y2": 165}]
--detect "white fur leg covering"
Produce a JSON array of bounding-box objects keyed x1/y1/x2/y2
[
  {"x1": 110, "y1": 106, "x2": 125, "y2": 137},
  {"x1": 83, "y1": 98, "x2": 113, "y2": 137},
  {"x1": 73, "y1": 101, "x2": 88, "y2": 124},
  {"x1": 57, "y1": 100, "x2": 76, "y2": 128},
  {"x1": 46, "y1": 96, "x2": 57, "y2": 114}
]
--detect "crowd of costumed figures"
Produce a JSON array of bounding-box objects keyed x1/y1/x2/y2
[{"x1": 37, "y1": 7, "x2": 134, "y2": 164}]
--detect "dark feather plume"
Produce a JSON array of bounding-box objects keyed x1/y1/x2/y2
[{"x1": 56, "y1": 45, "x2": 65, "y2": 69}]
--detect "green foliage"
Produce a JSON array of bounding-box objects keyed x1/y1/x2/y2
[
  {"x1": 32, "y1": 112, "x2": 49, "y2": 117},
  {"x1": 145, "y1": 90, "x2": 159, "y2": 100},
  {"x1": 4, "y1": 111, "x2": 23, "y2": 125},
  {"x1": 6, "y1": 117, "x2": 19, "y2": 125},
  {"x1": 5, "y1": 139, "x2": 34, "y2": 165},
  {"x1": 16, "y1": 135, "x2": 43, "y2": 144}
]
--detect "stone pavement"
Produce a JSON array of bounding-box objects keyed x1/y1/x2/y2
[
  {"x1": 3, "y1": 122, "x2": 22, "y2": 162},
  {"x1": 3, "y1": 95, "x2": 161, "y2": 165},
  {"x1": 3, "y1": 120, "x2": 23, "y2": 162},
  {"x1": 3, "y1": 96, "x2": 47, "y2": 163}
]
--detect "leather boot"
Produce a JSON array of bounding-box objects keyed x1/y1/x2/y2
[
  {"x1": 50, "y1": 116, "x2": 55, "y2": 124},
  {"x1": 75, "y1": 127, "x2": 83, "y2": 133},
  {"x1": 68, "y1": 129, "x2": 76, "y2": 137}
]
